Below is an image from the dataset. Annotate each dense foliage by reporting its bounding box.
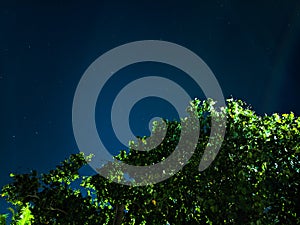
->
[1,98,299,224]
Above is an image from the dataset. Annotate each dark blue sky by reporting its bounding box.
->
[1,0,300,213]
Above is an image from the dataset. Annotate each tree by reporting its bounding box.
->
[1,98,300,224]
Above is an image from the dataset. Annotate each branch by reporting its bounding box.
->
[48,207,68,215]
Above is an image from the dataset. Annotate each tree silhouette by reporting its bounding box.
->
[1,98,299,224]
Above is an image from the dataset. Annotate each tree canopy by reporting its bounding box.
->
[1,98,300,224]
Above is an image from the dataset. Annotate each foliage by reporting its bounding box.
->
[14,203,33,225]
[1,98,300,224]
[0,203,33,225]
[0,214,8,225]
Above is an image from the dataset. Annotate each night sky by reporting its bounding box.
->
[1,0,300,213]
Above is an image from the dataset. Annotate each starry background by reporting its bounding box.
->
[1,0,300,213]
